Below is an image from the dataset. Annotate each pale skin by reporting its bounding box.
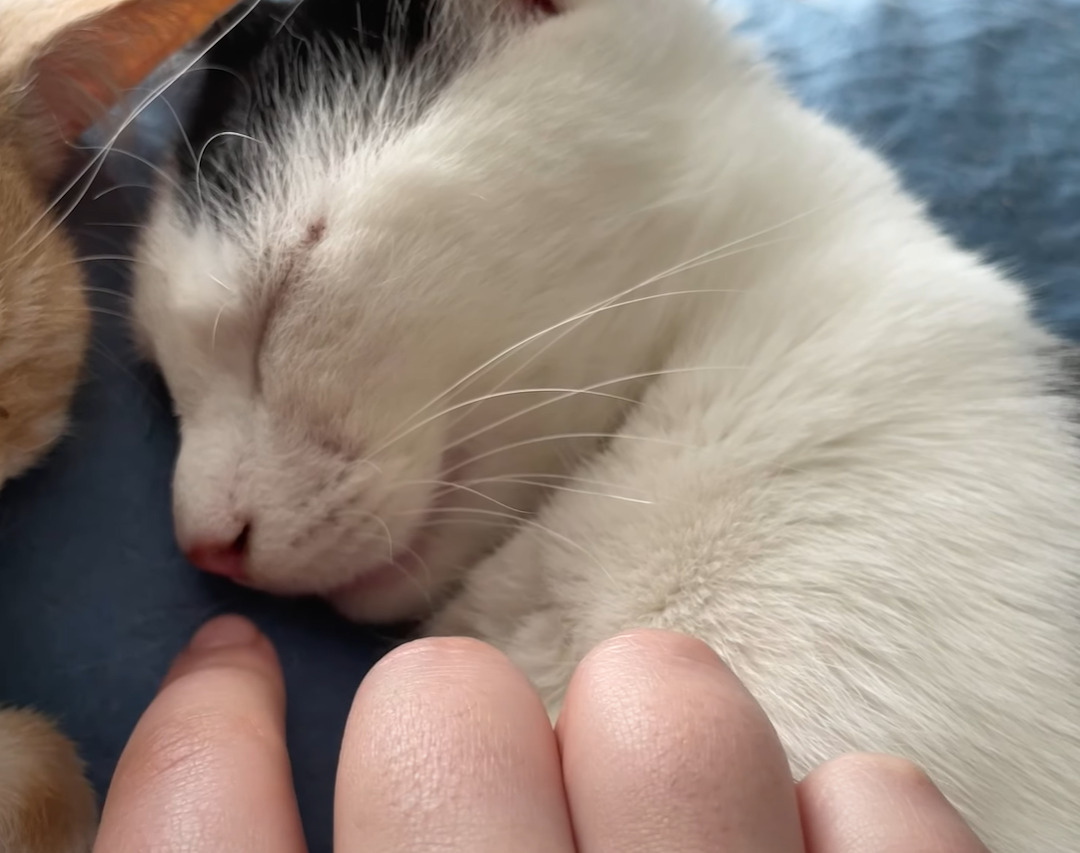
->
[93,618,991,852]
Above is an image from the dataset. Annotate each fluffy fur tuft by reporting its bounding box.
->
[135,1,1080,849]
[0,710,97,853]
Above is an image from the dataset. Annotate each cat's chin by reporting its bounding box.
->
[326,548,438,624]
[328,576,434,624]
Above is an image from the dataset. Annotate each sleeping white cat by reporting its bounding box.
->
[132,0,1080,849]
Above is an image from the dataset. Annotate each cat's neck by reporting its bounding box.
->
[528,73,921,398]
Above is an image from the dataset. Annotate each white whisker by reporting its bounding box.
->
[375,216,811,452]
[210,304,228,354]
[393,478,528,514]
[440,431,702,481]
[393,506,614,583]
[439,361,747,459]
[464,476,656,506]
[14,0,265,256]
[371,297,750,462]
[367,387,645,460]
[196,131,265,213]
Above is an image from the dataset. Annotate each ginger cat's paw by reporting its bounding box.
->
[0,708,96,853]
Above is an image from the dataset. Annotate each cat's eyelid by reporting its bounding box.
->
[250,218,329,391]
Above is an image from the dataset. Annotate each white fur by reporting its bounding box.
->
[134,1,1080,849]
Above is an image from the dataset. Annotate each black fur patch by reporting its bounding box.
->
[174,0,437,221]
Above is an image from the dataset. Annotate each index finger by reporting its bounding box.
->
[93,615,307,853]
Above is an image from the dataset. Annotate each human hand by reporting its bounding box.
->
[93,615,990,852]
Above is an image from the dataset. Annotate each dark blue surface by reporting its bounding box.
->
[2,2,1079,851]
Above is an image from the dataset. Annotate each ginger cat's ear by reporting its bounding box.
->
[12,0,240,181]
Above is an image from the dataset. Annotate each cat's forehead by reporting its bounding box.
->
[173,0,518,225]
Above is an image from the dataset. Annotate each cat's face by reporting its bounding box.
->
[134,0,717,621]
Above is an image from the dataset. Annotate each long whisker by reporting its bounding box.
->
[460,470,660,496]
[392,478,528,514]
[393,506,614,582]
[89,182,158,202]
[378,206,821,448]
[157,90,198,179]
[369,291,747,460]
[14,0,263,253]
[34,253,163,274]
[210,304,228,353]
[394,542,435,602]
[360,509,396,565]
[75,141,186,196]
[439,361,747,460]
[366,387,644,460]
[409,517,519,534]
[466,476,656,506]
[85,306,133,321]
[83,286,136,302]
[441,431,703,482]
[196,131,264,213]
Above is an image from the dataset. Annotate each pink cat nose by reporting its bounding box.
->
[186,526,250,581]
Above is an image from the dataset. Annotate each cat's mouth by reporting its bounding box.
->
[324,449,464,601]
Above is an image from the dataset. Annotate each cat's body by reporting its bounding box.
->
[135,1,1080,850]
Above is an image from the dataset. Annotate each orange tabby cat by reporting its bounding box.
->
[1,1,235,850]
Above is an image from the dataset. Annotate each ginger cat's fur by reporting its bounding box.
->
[0,2,235,850]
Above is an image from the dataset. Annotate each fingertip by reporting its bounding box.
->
[189,614,262,651]
[561,629,752,740]
[97,615,301,853]
[798,753,991,853]
[558,629,803,852]
[373,634,508,668]
[579,628,729,674]
[347,635,540,741]
[362,635,515,689]
[161,615,282,693]
[337,636,574,852]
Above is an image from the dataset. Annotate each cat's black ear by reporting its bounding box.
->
[13,0,237,183]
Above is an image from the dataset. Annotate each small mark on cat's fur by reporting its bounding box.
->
[303,218,327,247]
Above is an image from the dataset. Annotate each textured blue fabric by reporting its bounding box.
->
[725,0,1080,340]
[1,3,1078,852]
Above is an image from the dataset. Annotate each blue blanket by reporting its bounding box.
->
[2,2,1077,850]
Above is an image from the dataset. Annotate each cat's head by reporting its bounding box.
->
[0,0,236,487]
[133,0,731,621]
